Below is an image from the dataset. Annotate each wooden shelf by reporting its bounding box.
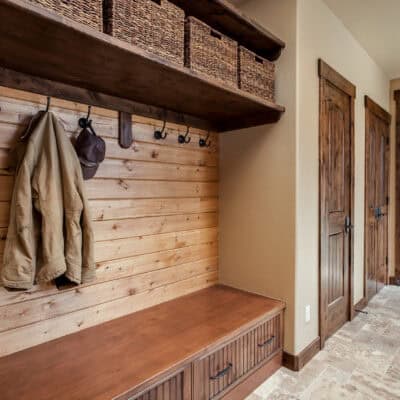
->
[169,0,286,61]
[0,0,285,132]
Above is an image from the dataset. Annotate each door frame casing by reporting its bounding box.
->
[364,96,391,299]
[318,59,356,348]
[394,91,400,284]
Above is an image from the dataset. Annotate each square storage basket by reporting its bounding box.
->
[27,0,103,31]
[185,17,238,88]
[103,0,185,66]
[238,46,275,102]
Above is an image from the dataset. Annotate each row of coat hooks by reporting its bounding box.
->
[45,96,212,148]
[154,119,212,148]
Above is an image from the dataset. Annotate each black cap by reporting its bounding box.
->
[75,126,106,180]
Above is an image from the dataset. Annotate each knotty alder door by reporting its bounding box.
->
[319,60,355,345]
[365,96,391,300]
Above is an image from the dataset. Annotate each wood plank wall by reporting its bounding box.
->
[0,87,219,357]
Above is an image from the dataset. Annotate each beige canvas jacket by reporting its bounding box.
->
[1,112,95,289]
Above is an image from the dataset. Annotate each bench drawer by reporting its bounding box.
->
[193,313,282,400]
[128,366,191,400]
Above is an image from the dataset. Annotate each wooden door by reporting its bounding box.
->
[365,96,391,300]
[319,60,355,346]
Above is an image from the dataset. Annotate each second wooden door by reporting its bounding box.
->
[365,97,391,300]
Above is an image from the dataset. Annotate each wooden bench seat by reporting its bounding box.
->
[0,285,285,400]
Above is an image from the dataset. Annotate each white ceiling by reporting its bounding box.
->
[231,0,400,79]
[323,0,400,79]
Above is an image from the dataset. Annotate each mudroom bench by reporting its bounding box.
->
[0,285,285,400]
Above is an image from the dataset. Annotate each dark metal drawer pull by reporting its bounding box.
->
[210,363,233,380]
[258,335,275,348]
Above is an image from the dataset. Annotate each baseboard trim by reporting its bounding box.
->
[389,276,400,286]
[282,337,321,372]
[354,297,368,313]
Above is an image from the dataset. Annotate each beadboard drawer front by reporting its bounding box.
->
[193,313,282,400]
[127,366,191,400]
[255,314,282,365]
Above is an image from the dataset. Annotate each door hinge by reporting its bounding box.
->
[386,255,389,265]
[387,196,390,205]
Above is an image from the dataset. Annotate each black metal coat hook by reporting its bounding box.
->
[78,106,92,129]
[154,119,168,140]
[178,127,191,144]
[199,132,211,148]
[78,106,98,136]
[45,96,51,112]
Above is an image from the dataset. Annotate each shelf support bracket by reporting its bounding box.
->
[119,111,133,149]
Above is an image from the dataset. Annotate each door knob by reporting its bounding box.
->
[374,207,385,219]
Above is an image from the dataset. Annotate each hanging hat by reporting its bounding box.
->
[74,121,106,180]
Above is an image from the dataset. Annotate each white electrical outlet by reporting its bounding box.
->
[305,305,311,323]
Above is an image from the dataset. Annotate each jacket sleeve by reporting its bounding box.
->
[1,153,37,289]
[51,113,95,284]
[63,191,95,284]
[80,197,96,283]
[33,114,68,284]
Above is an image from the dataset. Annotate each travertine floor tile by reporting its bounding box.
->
[247,286,400,400]
[246,394,263,400]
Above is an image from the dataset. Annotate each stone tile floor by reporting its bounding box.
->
[247,286,400,400]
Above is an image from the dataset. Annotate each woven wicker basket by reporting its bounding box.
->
[238,46,275,102]
[103,0,185,66]
[27,0,102,31]
[185,17,238,88]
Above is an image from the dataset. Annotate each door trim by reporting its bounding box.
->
[394,91,400,284]
[318,59,356,347]
[365,96,391,125]
[364,95,391,300]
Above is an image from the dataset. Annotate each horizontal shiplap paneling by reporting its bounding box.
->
[0,87,219,357]
[0,272,218,357]
[0,258,218,332]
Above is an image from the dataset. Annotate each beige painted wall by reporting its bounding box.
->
[220,0,391,355]
[219,0,297,353]
[295,0,390,353]
[389,79,400,277]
